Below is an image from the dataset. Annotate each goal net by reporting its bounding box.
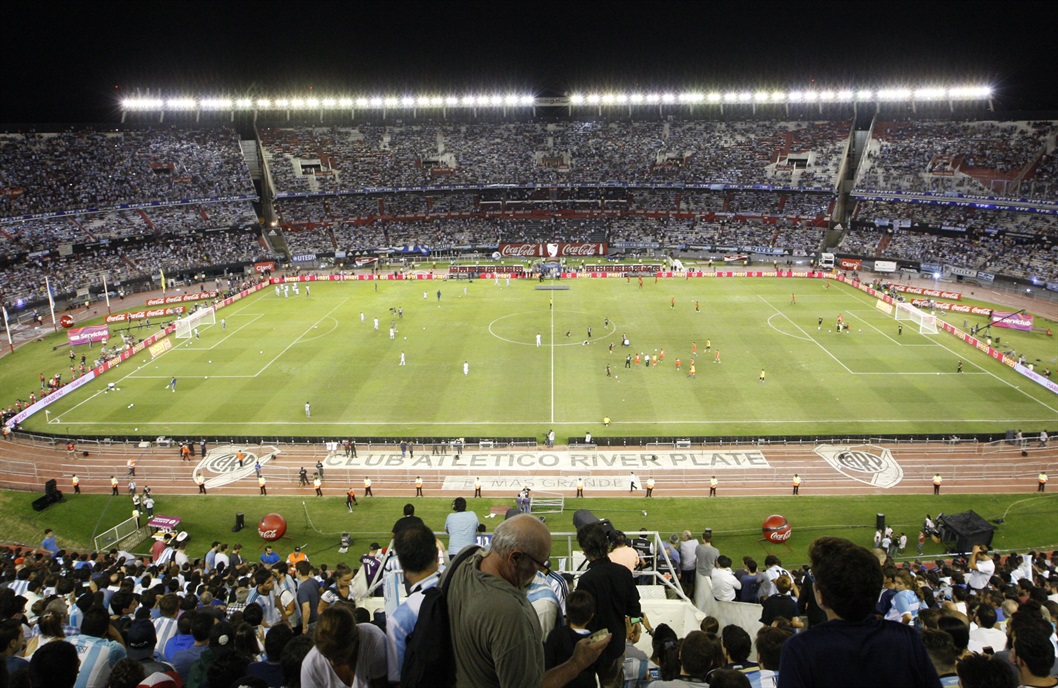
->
[894,301,938,334]
[175,306,216,339]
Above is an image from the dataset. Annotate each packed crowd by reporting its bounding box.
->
[274,190,835,226]
[1,203,258,255]
[0,229,267,307]
[259,120,850,194]
[2,509,1056,688]
[855,119,1058,199]
[842,201,1058,281]
[0,129,255,219]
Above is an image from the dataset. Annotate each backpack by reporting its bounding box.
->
[400,545,481,688]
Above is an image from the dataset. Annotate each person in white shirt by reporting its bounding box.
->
[710,555,742,602]
[967,545,995,590]
[214,544,230,573]
[301,604,387,687]
[968,605,1007,653]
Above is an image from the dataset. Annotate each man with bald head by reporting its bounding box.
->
[446,514,610,687]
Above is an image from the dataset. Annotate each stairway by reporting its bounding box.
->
[240,140,263,180]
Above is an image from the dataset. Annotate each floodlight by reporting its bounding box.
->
[614,94,628,104]
[835,90,854,102]
[167,99,196,109]
[877,89,910,101]
[339,98,353,107]
[235,98,252,109]
[645,94,661,104]
[321,98,336,108]
[370,97,383,107]
[856,90,873,101]
[630,93,644,104]
[754,91,768,102]
[201,98,233,110]
[445,95,459,106]
[802,91,818,102]
[461,95,475,106]
[770,91,785,102]
[519,95,534,106]
[707,92,721,102]
[912,88,945,101]
[356,97,369,107]
[586,94,600,104]
[723,92,737,103]
[818,91,835,101]
[489,94,503,106]
[384,97,399,107]
[570,94,585,105]
[305,98,319,108]
[601,94,615,104]
[661,93,675,104]
[401,96,415,107]
[504,94,519,105]
[275,98,289,108]
[290,98,306,108]
[257,98,272,108]
[737,92,752,102]
[788,91,804,103]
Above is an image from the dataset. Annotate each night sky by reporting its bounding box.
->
[3,0,1056,123]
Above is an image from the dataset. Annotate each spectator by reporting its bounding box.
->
[247,623,293,687]
[955,653,1018,688]
[920,629,960,687]
[543,589,597,688]
[68,606,128,688]
[776,536,939,687]
[446,514,609,687]
[384,522,440,683]
[444,497,480,557]
[650,630,724,686]
[576,522,643,688]
[28,640,80,688]
[711,556,742,602]
[124,618,178,678]
[755,626,793,688]
[300,603,387,688]
[760,574,801,627]
[720,624,758,674]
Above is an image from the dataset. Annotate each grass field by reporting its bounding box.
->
[4,491,1056,568]
[7,276,1057,439]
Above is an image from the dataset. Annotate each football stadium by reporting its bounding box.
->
[1,6,1057,686]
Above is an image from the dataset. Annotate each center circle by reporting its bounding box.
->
[488,310,618,347]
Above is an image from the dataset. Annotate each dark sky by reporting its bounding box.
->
[3,0,1056,123]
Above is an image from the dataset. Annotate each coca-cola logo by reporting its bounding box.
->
[499,244,539,257]
[560,243,605,256]
[767,530,793,542]
[259,528,279,539]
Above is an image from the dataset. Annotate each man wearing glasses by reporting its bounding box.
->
[446,514,610,687]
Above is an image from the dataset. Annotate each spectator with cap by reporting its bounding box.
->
[286,547,308,567]
[125,618,179,678]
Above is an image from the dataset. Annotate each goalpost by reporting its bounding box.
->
[174,306,216,339]
[894,301,939,334]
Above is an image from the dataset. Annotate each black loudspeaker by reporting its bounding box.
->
[572,509,616,541]
[504,507,520,520]
[232,513,245,532]
[45,480,58,497]
[876,513,886,530]
[81,451,89,457]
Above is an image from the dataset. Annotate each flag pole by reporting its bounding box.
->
[2,306,13,354]
[102,274,112,314]
[45,276,58,332]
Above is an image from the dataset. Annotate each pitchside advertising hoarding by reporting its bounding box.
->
[144,291,218,306]
[498,242,607,258]
[104,306,186,323]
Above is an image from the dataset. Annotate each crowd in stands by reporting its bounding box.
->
[855,119,1057,199]
[2,509,1056,688]
[0,229,267,307]
[0,129,255,219]
[1,203,258,256]
[843,201,1058,282]
[259,120,850,195]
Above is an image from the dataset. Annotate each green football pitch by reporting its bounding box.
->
[11,277,1058,439]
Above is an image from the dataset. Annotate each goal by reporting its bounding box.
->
[175,306,216,339]
[894,301,939,334]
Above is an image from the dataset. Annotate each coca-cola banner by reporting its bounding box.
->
[67,325,110,345]
[890,285,962,301]
[991,311,1034,331]
[145,291,218,306]
[498,242,607,258]
[104,306,186,323]
[908,299,994,316]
